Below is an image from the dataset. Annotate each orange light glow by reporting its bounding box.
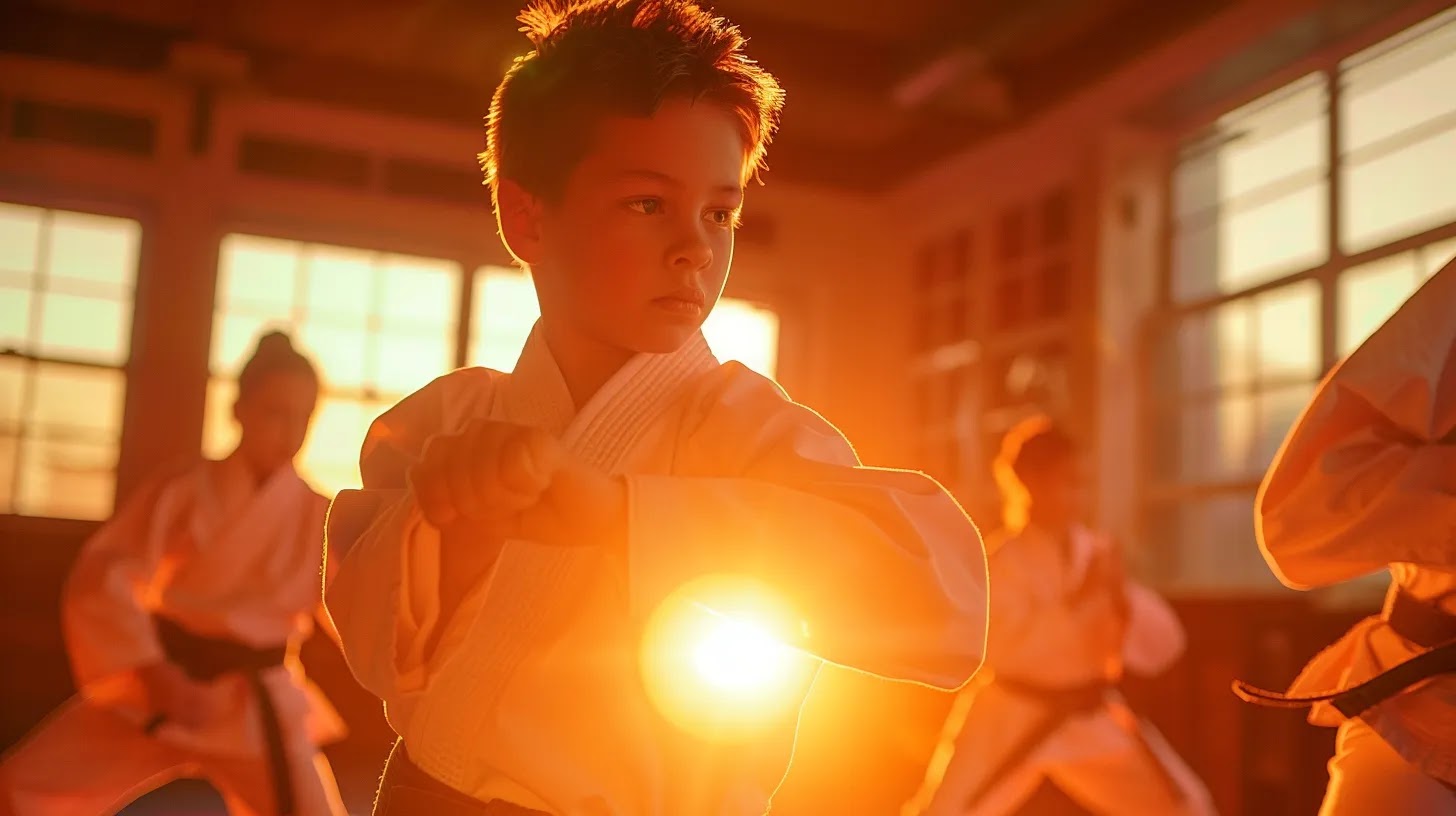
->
[691,613,795,693]
[639,575,817,743]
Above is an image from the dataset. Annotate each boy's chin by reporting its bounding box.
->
[624,324,701,355]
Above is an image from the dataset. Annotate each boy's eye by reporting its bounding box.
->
[626,198,662,215]
[706,209,742,229]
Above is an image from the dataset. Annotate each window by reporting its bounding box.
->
[907,228,977,489]
[469,266,540,372]
[469,266,782,379]
[1151,8,1456,592]
[1172,75,1329,303]
[204,234,461,496]
[0,203,140,519]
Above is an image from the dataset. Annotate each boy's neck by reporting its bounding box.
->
[540,320,637,410]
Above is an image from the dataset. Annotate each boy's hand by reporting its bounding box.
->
[409,419,626,549]
[519,453,628,553]
[409,419,562,537]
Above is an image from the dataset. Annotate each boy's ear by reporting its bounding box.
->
[496,179,545,265]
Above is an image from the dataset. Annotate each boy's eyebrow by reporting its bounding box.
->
[613,169,744,196]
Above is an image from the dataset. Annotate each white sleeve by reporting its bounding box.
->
[1256,265,1456,589]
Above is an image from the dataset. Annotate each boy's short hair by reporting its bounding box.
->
[480,0,785,204]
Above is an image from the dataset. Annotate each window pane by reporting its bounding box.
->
[209,234,463,497]
[1165,301,1252,395]
[31,363,125,436]
[1255,381,1315,468]
[298,395,391,495]
[1179,393,1256,482]
[702,299,780,380]
[36,293,131,364]
[1149,493,1282,591]
[0,202,42,280]
[218,234,299,315]
[470,267,539,372]
[1340,128,1456,254]
[1173,75,1328,301]
[374,330,451,395]
[1218,117,1327,205]
[17,435,116,519]
[381,256,460,328]
[0,355,23,428]
[47,211,140,294]
[202,377,239,461]
[1174,183,1328,301]
[300,323,368,391]
[1340,9,1456,154]
[1338,251,1423,356]
[18,363,124,520]
[1,286,32,350]
[1253,279,1320,382]
[1222,182,1329,292]
[302,245,374,323]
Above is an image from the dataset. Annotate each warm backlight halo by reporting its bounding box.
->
[639,574,819,743]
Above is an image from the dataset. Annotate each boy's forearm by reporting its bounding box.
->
[625,473,988,688]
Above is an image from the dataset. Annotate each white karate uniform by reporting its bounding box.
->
[0,456,347,816]
[324,328,989,816]
[905,524,1216,816]
[1256,263,1456,814]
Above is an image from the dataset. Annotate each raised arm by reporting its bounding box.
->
[1256,265,1456,589]
[626,365,989,690]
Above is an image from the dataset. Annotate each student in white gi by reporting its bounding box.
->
[903,417,1216,816]
[1249,262,1456,815]
[0,331,347,816]
[321,2,990,815]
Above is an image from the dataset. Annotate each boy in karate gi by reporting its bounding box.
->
[1238,262,1456,814]
[0,332,348,816]
[903,417,1215,816]
[322,1,989,814]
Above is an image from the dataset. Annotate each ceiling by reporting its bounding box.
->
[3,0,1233,191]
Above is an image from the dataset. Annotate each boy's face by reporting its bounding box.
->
[504,97,748,355]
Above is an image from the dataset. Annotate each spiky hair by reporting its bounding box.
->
[480,0,785,203]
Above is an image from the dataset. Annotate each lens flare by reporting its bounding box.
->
[639,575,818,743]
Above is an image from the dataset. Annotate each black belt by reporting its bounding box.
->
[1233,587,1456,718]
[144,617,297,816]
[374,740,552,816]
[963,676,1186,809]
[961,677,1111,808]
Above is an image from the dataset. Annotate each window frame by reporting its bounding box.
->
[0,190,151,520]
[203,227,471,496]
[1142,7,1456,593]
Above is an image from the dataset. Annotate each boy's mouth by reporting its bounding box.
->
[652,288,705,318]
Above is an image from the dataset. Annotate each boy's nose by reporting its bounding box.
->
[670,226,713,271]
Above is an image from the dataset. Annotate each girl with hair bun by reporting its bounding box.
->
[0,330,348,816]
